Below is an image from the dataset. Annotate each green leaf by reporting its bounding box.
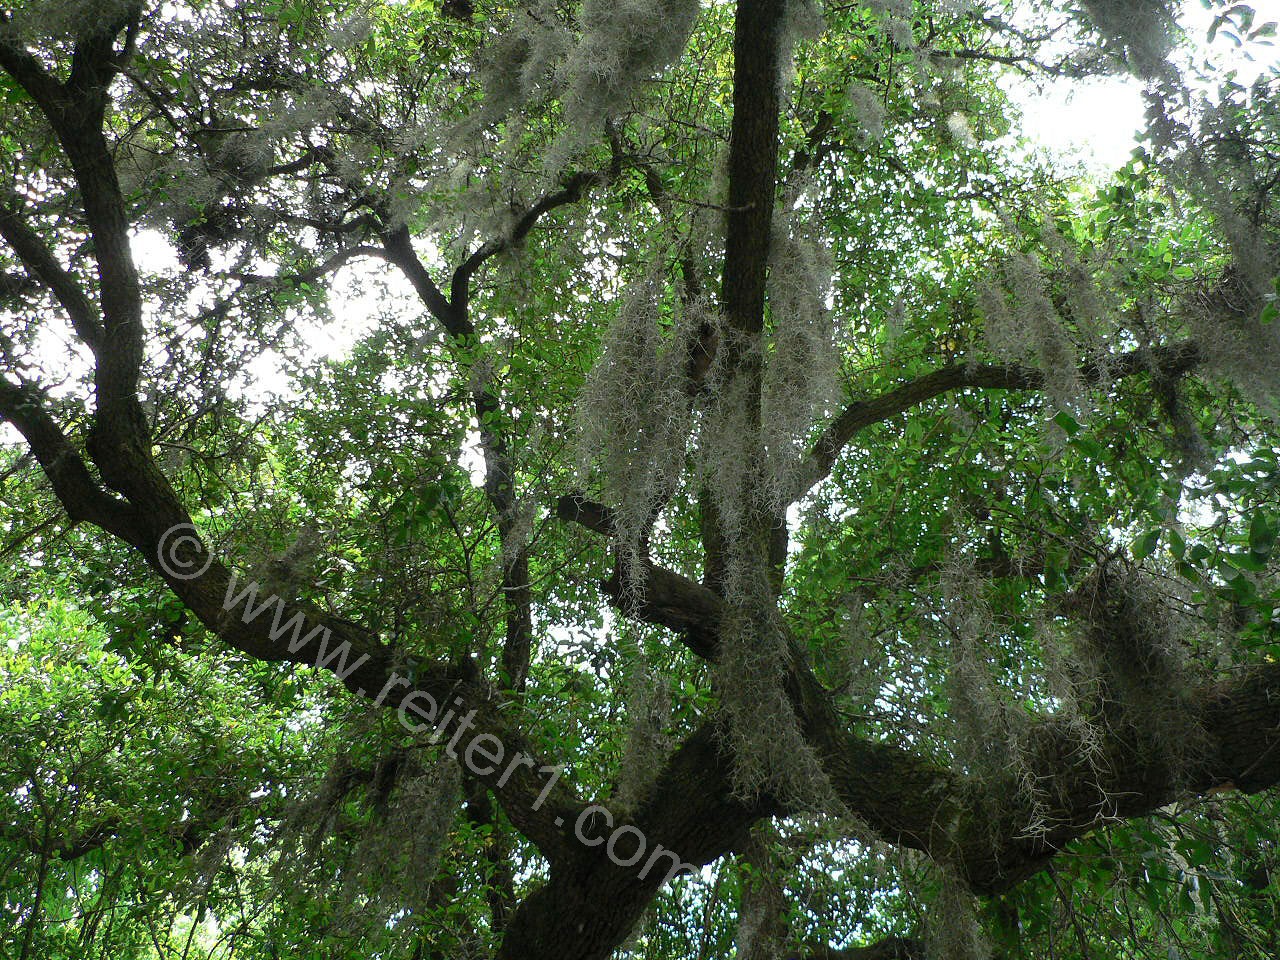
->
[1053,411,1081,436]
[1249,512,1276,556]
[1133,528,1161,560]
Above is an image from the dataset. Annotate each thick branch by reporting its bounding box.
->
[60,43,147,438]
[556,501,1280,896]
[721,0,786,339]
[0,378,138,539]
[381,226,464,335]
[805,340,1203,493]
[0,198,104,348]
[156,541,578,857]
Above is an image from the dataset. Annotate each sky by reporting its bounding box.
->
[1004,0,1280,173]
[1005,76,1146,172]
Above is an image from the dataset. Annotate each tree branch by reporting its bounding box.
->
[555,499,1280,895]
[0,197,105,349]
[0,16,67,118]
[381,226,464,335]
[0,14,155,486]
[804,340,1203,494]
[0,377,138,539]
[380,224,535,688]
[450,166,616,315]
[721,0,786,341]
[148,538,579,859]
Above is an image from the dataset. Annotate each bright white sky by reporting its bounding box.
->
[1005,76,1146,172]
[1005,0,1280,173]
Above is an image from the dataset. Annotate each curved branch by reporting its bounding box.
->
[380,225,535,688]
[450,166,616,315]
[382,226,463,334]
[0,378,138,539]
[0,197,105,348]
[554,500,1280,896]
[804,339,1203,494]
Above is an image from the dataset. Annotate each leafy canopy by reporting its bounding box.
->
[0,0,1279,958]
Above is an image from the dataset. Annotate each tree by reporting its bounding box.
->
[0,0,1278,956]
